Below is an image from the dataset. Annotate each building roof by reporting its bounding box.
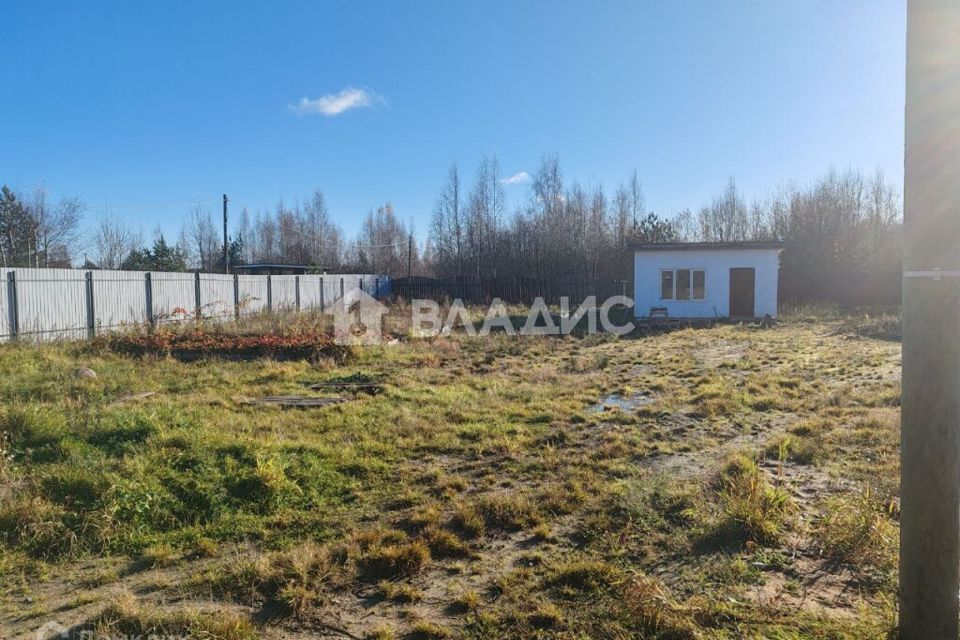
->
[633,241,785,252]
[233,263,311,271]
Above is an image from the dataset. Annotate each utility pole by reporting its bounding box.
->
[900,1,960,638]
[223,194,229,274]
[407,233,413,278]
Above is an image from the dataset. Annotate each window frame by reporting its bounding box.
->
[691,269,706,300]
[659,269,675,300]
[658,268,707,301]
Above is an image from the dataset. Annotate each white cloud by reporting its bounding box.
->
[289,87,383,117]
[500,171,531,185]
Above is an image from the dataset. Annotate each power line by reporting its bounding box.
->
[94,199,221,212]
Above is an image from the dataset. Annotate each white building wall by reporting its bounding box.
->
[633,248,781,318]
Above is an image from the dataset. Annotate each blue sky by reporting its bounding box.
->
[0,1,905,243]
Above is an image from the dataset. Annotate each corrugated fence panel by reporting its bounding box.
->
[299,275,322,309]
[151,272,196,323]
[93,270,149,330]
[343,274,361,294]
[271,276,298,310]
[321,276,340,308]
[15,268,88,340]
[237,275,268,316]
[199,274,235,320]
[0,269,386,341]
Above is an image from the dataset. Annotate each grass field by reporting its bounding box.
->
[0,308,902,639]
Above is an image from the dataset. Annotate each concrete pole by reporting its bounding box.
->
[223,194,229,275]
[900,1,960,637]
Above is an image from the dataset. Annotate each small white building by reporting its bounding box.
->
[633,241,784,319]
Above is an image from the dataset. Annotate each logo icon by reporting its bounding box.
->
[326,288,388,345]
[36,621,69,640]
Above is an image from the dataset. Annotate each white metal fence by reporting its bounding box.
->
[0,268,389,342]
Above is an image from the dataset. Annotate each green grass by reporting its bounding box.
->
[0,310,903,639]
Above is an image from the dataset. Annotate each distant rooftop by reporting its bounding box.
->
[633,241,785,251]
[232,263,312,275]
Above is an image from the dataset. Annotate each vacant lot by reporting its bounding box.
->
[0,311,901,639]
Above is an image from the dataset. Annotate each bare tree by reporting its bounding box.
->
[628,170,645,228]
[94,214,142,269]
[612,184,631,251]
[698,177,748,242]
[25,187,83,267]
[429,163,464,276]
[183,204,220,271]
[465,155,506,277]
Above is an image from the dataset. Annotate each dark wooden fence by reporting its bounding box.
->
[389,275,629,305]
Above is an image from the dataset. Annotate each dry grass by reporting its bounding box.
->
[0,309,903,639]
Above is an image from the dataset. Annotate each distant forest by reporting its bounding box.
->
[0,155,902,304]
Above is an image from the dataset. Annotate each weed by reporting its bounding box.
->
[450,502,485,539]
[407,620,453,639]
[527,601,564,629]
[817,488,898,575]
[356,540,430,582]
[709,453,793,547]
[450,589,481,613]
[379,580,422,603]
[141,542,176,567]
[547,559,619,594]
[476,493,543,531]
[421,526,470,559]
[622,574,697,639]
[93,592,256,640]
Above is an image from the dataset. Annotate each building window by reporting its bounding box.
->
[660,270,674,299]
[692,270,705,299]
[660,269,706,300]
[676,269,691,300]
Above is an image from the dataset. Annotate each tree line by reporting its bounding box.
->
[0,156,902,304]
[427,156,902,304]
